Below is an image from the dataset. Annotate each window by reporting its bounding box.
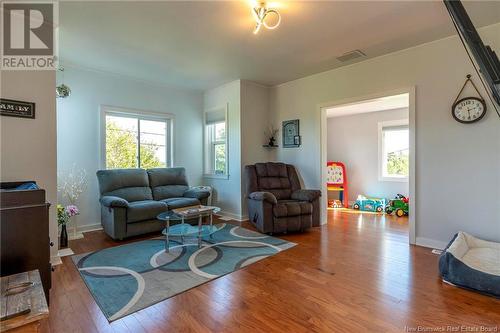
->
[378,120,409,181]
[102,107,172,169]
[204,106,228,178]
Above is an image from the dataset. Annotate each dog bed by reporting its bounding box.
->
[439,232,500,298]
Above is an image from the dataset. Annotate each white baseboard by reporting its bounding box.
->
[51,255,62,266]
[72,223,103,234]
[217,211,248,222]
[68,232,84,241]
[416,237,448,250]
[63,223,103,240]
[58,248,74,257]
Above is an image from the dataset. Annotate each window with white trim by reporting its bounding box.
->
[378,120,409,181]
[204,106,228,177]
[102,108,172,169]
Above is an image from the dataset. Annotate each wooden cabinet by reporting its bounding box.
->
[0,182,52,302]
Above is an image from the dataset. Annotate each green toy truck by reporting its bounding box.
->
[385,194,409,217]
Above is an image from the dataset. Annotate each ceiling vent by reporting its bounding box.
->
[336,50,366,62]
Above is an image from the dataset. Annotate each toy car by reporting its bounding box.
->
[352,195,386,212]
[385,194,409,217]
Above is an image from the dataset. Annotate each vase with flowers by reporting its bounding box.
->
[57,204,79,248]
[58,165,87,240]
[265,125,279,147]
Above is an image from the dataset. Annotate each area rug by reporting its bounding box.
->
[72,223,295,321]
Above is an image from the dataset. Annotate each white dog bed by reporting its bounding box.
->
[439,232,500,298]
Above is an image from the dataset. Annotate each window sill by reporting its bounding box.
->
[379,176,409,183]
[203,174,229,180]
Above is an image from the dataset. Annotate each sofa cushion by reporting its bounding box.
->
[127,200,167,223]
[273,200,312,218]
[147,168,189,200]
[97,169,153,202]
[152,185,190,201]
[162,197,200,210]
[105,187,153,203]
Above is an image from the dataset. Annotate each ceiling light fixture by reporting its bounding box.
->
[252,2,281,34]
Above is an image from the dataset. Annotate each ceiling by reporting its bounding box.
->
[326,93,409,118]
[59,1,500,91]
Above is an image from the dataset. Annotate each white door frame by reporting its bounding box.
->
[318,87,416,244]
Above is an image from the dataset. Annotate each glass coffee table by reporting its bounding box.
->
[157,205,221,252]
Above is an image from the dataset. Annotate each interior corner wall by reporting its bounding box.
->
[240,81,272,218]
[0,70,58,262]
[327,108,409,203]
[57,66,204,231]
[203,80,242,219]
[203,80,271,220]
[270,23,500,248]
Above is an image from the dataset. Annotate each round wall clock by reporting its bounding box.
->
[452,97,486,124]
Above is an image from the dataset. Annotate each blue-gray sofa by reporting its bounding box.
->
[96,167,210,240]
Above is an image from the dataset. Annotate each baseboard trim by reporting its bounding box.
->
[415,237,448,250]
[217,211,248,222]
[72,223,103,234]
[51,255,62,266]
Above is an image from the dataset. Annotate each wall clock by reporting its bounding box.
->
[452,97,486,123]
[452,74,487,124]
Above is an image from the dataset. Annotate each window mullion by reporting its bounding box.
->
[213,145,216,172]
[137,117,141,168]
[165,119,170,167]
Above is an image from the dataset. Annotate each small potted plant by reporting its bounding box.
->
[57,204,79,248]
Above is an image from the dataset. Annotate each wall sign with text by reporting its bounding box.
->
[0,98,36,119]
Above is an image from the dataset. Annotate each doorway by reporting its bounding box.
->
[319,88,416,244]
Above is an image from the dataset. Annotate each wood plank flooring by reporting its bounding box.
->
[44,210,500,332]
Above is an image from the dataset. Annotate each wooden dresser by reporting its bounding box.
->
[0,270,49,333]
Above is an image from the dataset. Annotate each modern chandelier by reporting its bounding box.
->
[252,2,281,34]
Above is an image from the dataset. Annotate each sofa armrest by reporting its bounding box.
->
[248,191,277,205]
[291,189,321,202]
[100,196,129,208]
[183,188,211,200]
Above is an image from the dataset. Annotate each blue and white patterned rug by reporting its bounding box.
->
[72,223,295,321]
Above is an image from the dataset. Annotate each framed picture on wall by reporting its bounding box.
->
[282,119,300,148]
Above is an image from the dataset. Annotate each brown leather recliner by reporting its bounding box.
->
[245,162,321,234]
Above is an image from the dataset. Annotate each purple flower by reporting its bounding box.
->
[65,205,79,217]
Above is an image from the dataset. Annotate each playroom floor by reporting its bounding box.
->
[44,210,499,332]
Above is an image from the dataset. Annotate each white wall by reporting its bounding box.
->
[327,108,409,203]
[203,80,242,218]
[1,70,58,261]
[57,66,204,231]
[240,80,272,217]
[270,23,500,248]
[203,80,272,219]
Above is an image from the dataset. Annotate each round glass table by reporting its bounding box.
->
[157,206,221,252]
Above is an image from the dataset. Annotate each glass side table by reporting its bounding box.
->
[157,206,221,252]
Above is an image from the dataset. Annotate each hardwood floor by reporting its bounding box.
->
[45,210,500,332]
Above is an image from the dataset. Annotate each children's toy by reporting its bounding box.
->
[385,194,409,217]
[329,199,343,208]
[327,161,348,208]
[352,195,386,212]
